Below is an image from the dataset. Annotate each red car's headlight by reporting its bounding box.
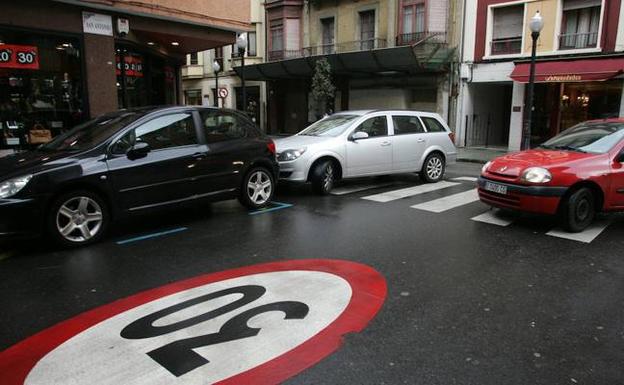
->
[521,167,552,183]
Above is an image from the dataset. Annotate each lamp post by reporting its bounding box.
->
[522,11,544,150]
[212,60,221,107]
[236,33,247,114]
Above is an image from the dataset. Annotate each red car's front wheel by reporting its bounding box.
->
[561,187,595,233]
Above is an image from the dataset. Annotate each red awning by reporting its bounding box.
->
[510,57,624,83]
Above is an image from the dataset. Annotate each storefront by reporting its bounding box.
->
[0,0,243,151]
[511,56,624,146]
[0,27,86,149]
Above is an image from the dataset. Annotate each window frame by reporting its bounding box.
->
[198,108,254,144]
[420,115,447,133]
[348,114,390,139]
[391,114,426,136]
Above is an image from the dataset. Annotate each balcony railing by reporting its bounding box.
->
[490,37,522,55]
[559,32,598,50]
[397,31,447,46]
[267,39,387,62]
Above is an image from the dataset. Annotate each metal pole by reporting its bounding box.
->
[523,31,539,150]
[240,49,246,113]
[214,70,219,107]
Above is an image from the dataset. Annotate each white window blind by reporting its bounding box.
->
[285,19,301,50]
[492,5,524,39]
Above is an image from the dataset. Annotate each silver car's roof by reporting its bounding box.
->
[333,109,442,117]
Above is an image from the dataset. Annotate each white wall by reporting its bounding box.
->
[471,62,516,83]
[508,82,525,151]
[349,88,410,109]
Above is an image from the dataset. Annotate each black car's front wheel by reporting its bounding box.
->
[239,167,275,209]
[561,187,595,233]
[48,190,109,247]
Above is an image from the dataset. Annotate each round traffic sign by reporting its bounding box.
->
[218,87,228,98]
[0,259,386,385]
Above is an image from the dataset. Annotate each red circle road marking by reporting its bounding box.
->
[0,259,387,385]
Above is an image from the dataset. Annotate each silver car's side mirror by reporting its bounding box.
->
[351,131,369,141]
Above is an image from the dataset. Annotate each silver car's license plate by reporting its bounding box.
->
[485,181,507,195]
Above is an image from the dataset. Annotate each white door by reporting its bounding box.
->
[345,115,393,176]
[390,114,427,171]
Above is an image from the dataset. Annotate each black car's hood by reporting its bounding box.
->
[0,150,80,181]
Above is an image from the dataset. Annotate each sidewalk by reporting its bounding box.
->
[457,146,509,164]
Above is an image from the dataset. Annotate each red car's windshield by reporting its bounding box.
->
[541,121,624,154]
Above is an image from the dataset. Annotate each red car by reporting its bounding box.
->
[478,119,624,232]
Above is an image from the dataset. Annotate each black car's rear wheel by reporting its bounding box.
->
[48,190,109,247]
[239,167,274,209]
[561,187,595,233]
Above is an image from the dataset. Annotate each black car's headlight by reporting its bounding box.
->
[277,148,306,162]
[0,174,33,199]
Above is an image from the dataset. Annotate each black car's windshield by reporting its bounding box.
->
[540,121,624,154]
[40,112,144,152]
[299,115,358,137]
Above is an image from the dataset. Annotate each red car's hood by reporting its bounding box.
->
[487,149,595,177]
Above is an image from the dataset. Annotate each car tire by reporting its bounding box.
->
[420,152,445,183]
[561,187,595,233]
[310,160,336,195]
[47,190,109,247]
[239,167,275,209]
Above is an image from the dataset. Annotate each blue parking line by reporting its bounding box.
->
[249,201,293,215]
[116,227,188,245]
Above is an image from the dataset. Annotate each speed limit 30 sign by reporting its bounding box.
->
[0,259,386,384]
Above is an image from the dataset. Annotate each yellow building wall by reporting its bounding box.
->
[524,0,558,53]
[309,0,389,47]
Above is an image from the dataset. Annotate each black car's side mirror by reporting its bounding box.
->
[127,142,151,159]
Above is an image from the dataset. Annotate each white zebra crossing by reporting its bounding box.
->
[450,177,478,182]
[471,210,515,226]
[546,218,613,243]
[411,189,480,213]
[361,181,459,202]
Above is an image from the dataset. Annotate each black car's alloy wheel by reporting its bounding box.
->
[48,190,109,247]
[240,167,274,209]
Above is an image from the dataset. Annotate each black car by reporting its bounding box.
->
[0,106,278,247]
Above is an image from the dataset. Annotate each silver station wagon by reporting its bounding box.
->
[275,110,458,194]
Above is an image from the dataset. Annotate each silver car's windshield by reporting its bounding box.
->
[299,115,358,137]
[541,122,624,154]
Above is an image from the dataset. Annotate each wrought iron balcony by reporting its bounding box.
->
[559,32,598,50]
[267,39,387,62]
[490,37,522,55]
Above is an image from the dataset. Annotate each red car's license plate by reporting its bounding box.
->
[485,181,507,195]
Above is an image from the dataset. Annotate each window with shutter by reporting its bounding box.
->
[490,5,524,55]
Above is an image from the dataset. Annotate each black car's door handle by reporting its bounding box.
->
[192,152,207,160]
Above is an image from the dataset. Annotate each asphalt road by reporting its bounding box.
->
[1,162,623,385]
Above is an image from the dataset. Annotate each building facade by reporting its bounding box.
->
[235,0,460,134]
[181,0,267,130]
[0,0,248,151]
[457,0,624,151]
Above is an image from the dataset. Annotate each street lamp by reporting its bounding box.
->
[212,59,221,107]
[236,33,247,114]
[522,10,544,150]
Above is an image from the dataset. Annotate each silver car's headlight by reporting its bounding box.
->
[481,161,492,174]
[521,167,552,183]
[278,148,306,162]
[0,174,33,199]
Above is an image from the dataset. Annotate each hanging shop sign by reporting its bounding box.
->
[83,12,113,36]
[0,44,39,70]
[116,55,144,78]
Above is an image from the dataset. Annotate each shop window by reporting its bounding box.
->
[359,10,376,50]
[0,29,85,150]
[392,116,425,135]
[560,0,601,50]
[321,18,335,54]
[398,1,426,45]
[185,89,202,105]
[200,109,249,143]
[490,5,524,55]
